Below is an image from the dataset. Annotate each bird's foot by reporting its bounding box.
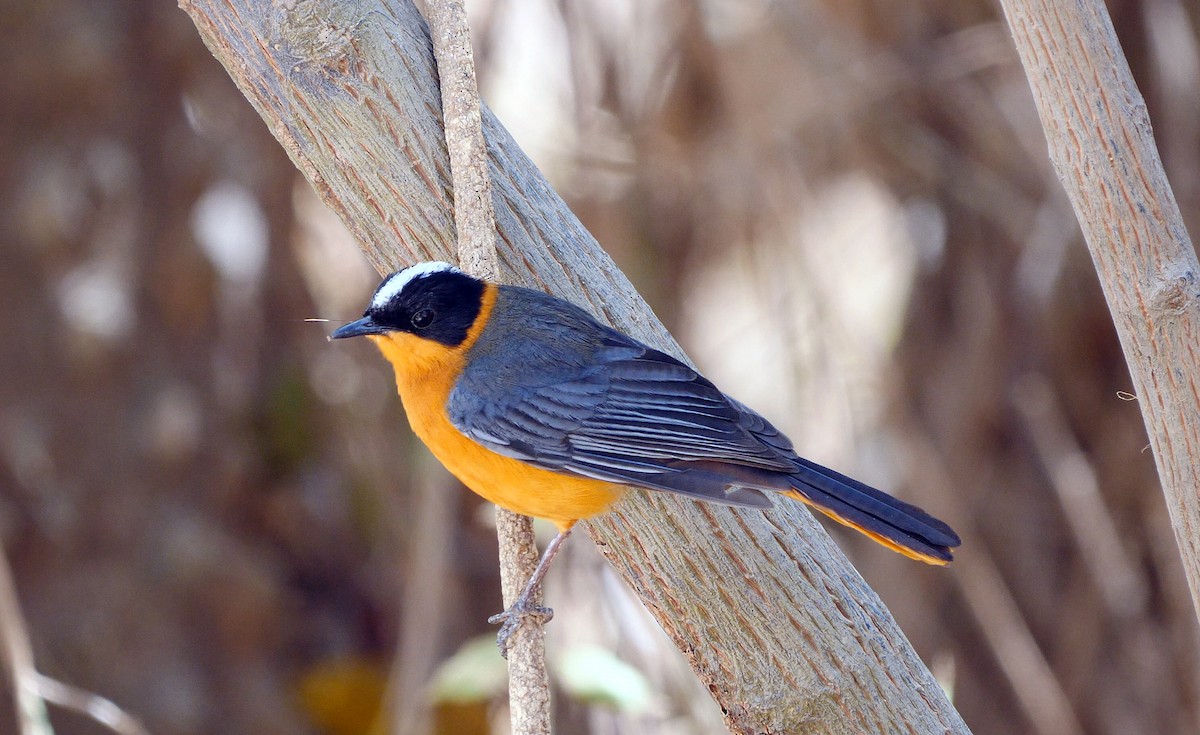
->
[488,599,554,658]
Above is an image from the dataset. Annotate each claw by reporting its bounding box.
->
[489,602,554,657]
[488,524,575,658]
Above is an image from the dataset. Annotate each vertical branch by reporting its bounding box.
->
[425,0,499,279]
[491,510,552,733]
[424,1,552,733]
[999,0,1200,620]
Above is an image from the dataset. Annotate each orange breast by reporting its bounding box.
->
[368,284,625,530]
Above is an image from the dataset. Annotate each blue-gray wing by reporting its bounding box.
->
[443,287,961,565]
[447,308,797,508]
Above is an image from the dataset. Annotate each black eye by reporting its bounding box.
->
[411,307,435,329]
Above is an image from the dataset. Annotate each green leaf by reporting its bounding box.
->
[555,645,653,714]
[429,636,508,705]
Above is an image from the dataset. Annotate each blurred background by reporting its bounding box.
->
[1,0,1198,733]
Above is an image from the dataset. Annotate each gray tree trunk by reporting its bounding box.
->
[1000,0,1200,623]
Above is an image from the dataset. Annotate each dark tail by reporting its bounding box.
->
[783,458,961,565]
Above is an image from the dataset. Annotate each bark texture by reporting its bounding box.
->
[1000,0,1200,619]
[179,0,969,731]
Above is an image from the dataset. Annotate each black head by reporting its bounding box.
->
[331,262,486,348]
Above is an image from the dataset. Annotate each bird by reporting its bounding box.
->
[331,261,960,653]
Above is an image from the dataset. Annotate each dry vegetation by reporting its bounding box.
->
[1,0,1198,733]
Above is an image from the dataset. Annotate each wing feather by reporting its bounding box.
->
[448,300,797,506]
[440,287,960,564]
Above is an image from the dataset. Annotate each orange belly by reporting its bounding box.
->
[401,377,625,529]
[368,286,625,530]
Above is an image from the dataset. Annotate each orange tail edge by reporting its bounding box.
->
[781,489,952,566]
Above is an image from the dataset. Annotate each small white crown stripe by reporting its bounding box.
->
[370,261,461,308]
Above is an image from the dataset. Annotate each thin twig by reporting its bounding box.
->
[423,1,553,733]
[492,509,552,733]
[32,675,150,735]
[0,545,53,735]
[0,544,150,735]
[426,0,500,281]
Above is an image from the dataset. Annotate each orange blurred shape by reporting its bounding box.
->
[297,658,387,735]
